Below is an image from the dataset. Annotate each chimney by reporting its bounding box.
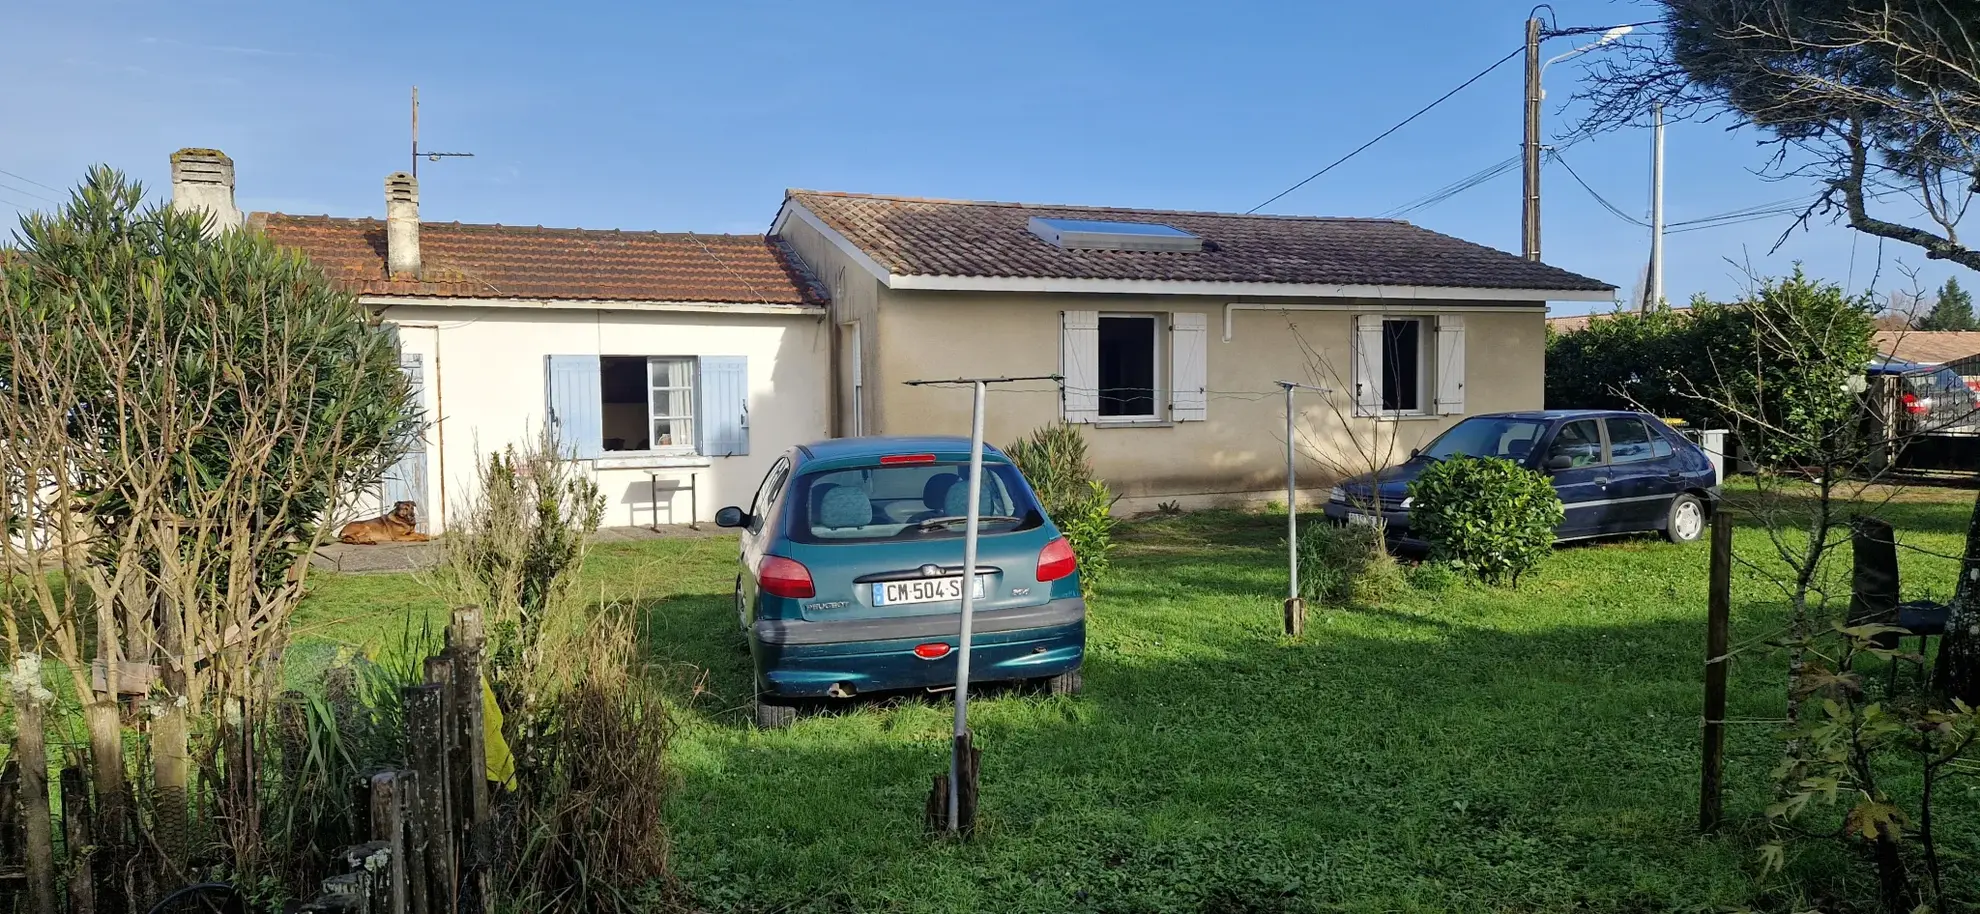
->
[385,172,420,278]
[169,148,242,236]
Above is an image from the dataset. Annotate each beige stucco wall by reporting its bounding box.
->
[373,302,829,531]
[776,213,883,435]
[867,290,1545,510]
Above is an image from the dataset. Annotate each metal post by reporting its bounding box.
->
[648,472,660,531]
[1648,103,1665,312]
[1522,17,1543,262]
[1286,382,1297,603]
[690,471,700,530]
[948,379,987,832]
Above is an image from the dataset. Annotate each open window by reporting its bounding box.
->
[544,354,750,459]
[1098,315,1160,419]
[1352,314,1465,417]
[601,356,696,452]
[1061,310,1207,424]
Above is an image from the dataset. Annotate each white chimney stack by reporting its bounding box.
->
[169,148,242,236]
[385,172,420,278]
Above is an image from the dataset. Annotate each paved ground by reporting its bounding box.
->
[309,524,724,575]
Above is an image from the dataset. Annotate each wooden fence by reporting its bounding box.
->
[0,607,495,914]
[292,608,493,914]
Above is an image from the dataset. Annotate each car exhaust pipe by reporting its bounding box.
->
[827,682,857,699]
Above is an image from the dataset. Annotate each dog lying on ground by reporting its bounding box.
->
[337,501,431,544]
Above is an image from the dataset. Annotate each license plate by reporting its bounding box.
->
[1345,512,1381,528]
[873,576,989,606]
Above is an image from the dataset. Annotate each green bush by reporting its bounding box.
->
[1406,457,1563,586]
[1005,422,1116,595]
[1296,521,1404,608]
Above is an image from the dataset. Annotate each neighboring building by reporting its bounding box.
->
[168,150,830,532]
[1874,330,1980,389]
[1547,303,1691,334]
[774,191,1615,511]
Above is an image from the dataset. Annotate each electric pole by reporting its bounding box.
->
[1647,103,1665,312]
[1522,17,1543,262]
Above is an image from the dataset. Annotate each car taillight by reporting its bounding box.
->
[1903,392,1929,415]
[1037,536,1077,582]
[758,556,814,598]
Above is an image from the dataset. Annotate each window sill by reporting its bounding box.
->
[1094,419,1173,429]
[592,453,711,470]
[1362,412,1445,422]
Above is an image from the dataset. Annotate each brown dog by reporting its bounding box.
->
[338,501,431,545]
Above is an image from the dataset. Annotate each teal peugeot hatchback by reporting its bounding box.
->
[715,436,1086,728]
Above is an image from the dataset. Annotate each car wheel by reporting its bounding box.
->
[754,697,797,729]
[1666,494,1707,544]
[1045,669,1083,697]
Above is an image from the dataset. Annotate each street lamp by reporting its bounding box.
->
[1540,25,1633,97]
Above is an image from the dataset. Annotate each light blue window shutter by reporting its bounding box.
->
[698,356,750,456]
[544,354,603,459]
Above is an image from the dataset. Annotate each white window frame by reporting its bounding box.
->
[1378,316,1432,419]
[1097,312,1165,424]
[645,356,697,454]
[599,355,700,456]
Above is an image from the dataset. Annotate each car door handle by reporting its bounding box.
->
[1594,477,1611,487]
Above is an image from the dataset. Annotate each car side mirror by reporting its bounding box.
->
[1544,455,1573,472]
[715,506,748,528]
[1409,448,1420,459]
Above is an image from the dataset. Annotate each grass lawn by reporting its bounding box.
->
[297,486,1980,913]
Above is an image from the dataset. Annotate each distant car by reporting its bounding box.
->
[1868,356,1980,437]
[1322,410,1720,549]
[716,436,1085,728]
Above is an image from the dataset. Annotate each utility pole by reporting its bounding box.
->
[1647,103,1666,312]
[1523,17,1544,262]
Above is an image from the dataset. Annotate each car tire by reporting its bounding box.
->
[1045,669,1083,697]
[754,697,797,729]
[1666,494,1707,544]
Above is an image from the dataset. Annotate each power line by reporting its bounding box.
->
[1248,45,1525,214]
[0,168,61,194]
[0,194,30,210]
[1551,149,1647,227]
[0,181,57,206]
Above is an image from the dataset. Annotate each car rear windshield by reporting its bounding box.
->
[785,462,1045,544]
[1420,416,1550,462]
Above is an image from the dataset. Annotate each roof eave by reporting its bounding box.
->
[882,273,1616,302]
[358,294,825,316]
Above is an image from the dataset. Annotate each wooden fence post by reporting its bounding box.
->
[370,773,409,914]
[14,692,57,914]
[449,608,491,911]
[1700,508,1733,834]
[61,766,94,914]
[405,684,452,914]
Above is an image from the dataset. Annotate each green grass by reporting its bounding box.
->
[298,486,1980,913]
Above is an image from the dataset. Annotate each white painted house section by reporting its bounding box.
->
[375,303,829,531]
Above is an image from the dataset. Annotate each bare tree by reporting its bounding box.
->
[1578,0,1980,269]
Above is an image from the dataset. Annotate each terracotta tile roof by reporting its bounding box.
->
[1548,304,1692,332]
[251,214,827,306]
[1874,330,1980,366]
[786,190,1614,294]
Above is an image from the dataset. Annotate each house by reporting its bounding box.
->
[1547,303,1690,333]
[1874,330,1980,390]
[773,191,1616,511]
[167,149,830,532]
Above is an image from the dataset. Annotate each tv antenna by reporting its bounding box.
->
[411,86,474,179]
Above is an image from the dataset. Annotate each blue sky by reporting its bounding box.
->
[1,0,1964,314]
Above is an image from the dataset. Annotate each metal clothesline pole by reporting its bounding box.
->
[1276,380,1331,637]
[902,373,1060,836]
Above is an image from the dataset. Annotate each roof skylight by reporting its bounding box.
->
[1028,216,1204,253]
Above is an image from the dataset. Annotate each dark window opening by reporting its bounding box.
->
[1098,316,1157,418]
[1381,318,1422,412]
[600,355,696,452]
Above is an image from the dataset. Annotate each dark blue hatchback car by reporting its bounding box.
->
[716,436,1086,728]
[1322,410,1719,548]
